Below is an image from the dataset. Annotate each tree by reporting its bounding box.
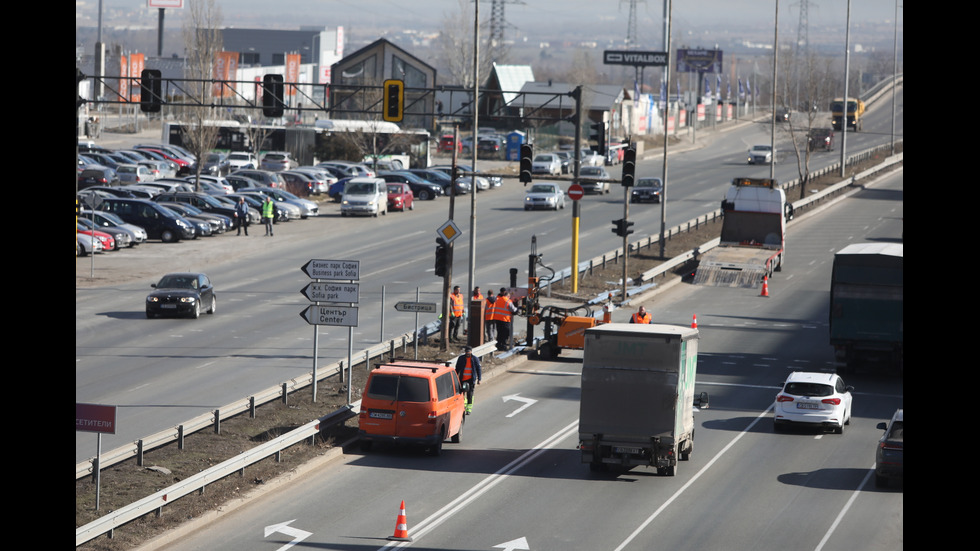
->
[434,0,496,89]
[180,0,224,191]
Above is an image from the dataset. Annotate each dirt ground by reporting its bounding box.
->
[75,151,900,550]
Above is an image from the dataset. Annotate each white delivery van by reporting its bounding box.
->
[341,177,388,217]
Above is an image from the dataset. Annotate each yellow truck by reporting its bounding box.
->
[830,97,865,131]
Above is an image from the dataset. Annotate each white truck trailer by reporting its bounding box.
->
[578,324,707,476]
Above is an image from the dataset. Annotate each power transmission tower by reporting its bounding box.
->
[487,0,525,60]
[624,0,639,49]
[794,0,812,109]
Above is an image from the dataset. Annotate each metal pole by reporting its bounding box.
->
[466,0,480,306]
[839,0,851,177]
[659,0,672,259]
[770,0,779,180]
[414,287,420,360]
[571,86,583,294]
[379,285,385,343]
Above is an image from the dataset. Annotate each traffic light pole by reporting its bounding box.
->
[620,186,631,304]
[571,86,583,295]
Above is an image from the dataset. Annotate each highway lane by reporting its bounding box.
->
[75,89,902,463]
[163,168,902,550]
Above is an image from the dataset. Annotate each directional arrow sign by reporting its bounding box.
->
[301,282,359,303]
[264,520,312,551]
[301,259,359,280]
[502,394,537,418]
[394,301,437,313]
[494,537,530,551]
[300,305,358,327]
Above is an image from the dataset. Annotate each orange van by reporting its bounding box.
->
[358,361,466,455]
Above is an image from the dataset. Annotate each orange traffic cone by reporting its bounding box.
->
[388,500,413,542]
[760,276,770,297]
[691,314,698,329]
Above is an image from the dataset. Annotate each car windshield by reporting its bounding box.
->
[99,212,125,225]
[752,145,772,152]
[157,274,197,289]
[366,374,431,402]
[265,154,286,161]
[637,179,662,189]
[529,185,555,193]
[784,382,833,397]
[533,155,552,162]
[581,168,602,176]
[387,185,403,194]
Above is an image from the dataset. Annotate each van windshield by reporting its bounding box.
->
[347,182,375,195]
[366,374,431,402]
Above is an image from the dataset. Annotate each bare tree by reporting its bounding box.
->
[180,0,224,191]
[435,0,495,88]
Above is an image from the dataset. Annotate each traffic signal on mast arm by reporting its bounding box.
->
[434,237,450,278]
[590,121,607,156]
[519,143,533,184]
[612,218,635,238]
[140,69,163,113]
[262,74,285,117]
[383,79,404,122]
[621,144,636,187]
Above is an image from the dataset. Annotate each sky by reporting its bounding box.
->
[78,0,902,32]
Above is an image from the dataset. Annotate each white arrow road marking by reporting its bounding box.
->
[494,536,530,551]
[502,394,537,418]
[264,519,312,551]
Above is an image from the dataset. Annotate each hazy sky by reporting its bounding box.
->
[79,0,902,32]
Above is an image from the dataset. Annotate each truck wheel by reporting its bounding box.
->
[775,254,783,272]
[451,416,463,443]
[657,465,676,476]
[429,429,445,456]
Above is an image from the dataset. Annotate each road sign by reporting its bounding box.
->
[76,403,117,434]
[568,184,584,201]
[301,282,359,303]
[394,301,437,313]
[301,259,360,280]
[300,305,358,327]
[437,220,462,245]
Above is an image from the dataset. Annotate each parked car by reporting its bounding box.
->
[226,151,258,170]
[532,153,562,176]
[747,144,775,164]
[439,134,463,153]
[279,170,319,196]
[579,166,611,194]
[115,164,156,184]
[235,191,297,221]
[428,165,491,191]
[292,167,336,195]
[341,177,388,217]
[630,177,663,203]
[524,183,566,211]
[79,209,147,245]
[554,151,572,174]
[79,217,132,248]
[408,169,469,195]
[78,166,120,189]
[152,191,241,229]
[387,183,415,212]
[99,198,197,242]
[357,360,466,455]
[238,187,318,218]
[317,160,375,178]
[230,169,285,189]
[378,172,443,201]
[477,137,503,159]
[158,202,229,235]
[874,409,903,488]
[202,152,232,176]
[260,152,295,171]
[145,272,216,319]
[76,223,117,251]
[773,371,853,433]
[774,107,791,122]
[76,232,104,256]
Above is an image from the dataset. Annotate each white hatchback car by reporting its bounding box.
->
[773,372,853,433]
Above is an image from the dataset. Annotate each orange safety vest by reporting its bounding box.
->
[631,312,652,324]
[450,292,464,317]
[489,295,513,322]
[461,357,474,381]
[485,296,495,320]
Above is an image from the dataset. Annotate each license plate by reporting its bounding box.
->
[614,446,642,454]
[369,411,393,419]
[797,402,820,410]
[161,304,177,309]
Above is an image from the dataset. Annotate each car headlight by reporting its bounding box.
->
[179,297,197,303]
[147,296,159,303]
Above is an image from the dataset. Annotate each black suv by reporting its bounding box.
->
[152,191,240,229]
[99,198,197,242]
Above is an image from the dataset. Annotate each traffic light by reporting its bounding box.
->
[76,68,86,109]
[612,218,635,237]
[519,143,533,184]
[590,122,607,156]
[140,69,163,113]
[383,79,404,122]
[621,144,636,187]
[434,237,450,277]
[262,74,285,117]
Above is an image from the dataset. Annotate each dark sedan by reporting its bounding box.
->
[630,177,663,203]
[146,273,216,319]
[378,171,443,200]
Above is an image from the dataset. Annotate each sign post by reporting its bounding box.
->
[76,403,117,511]
[568,184,585,294]
[301,259,360,403]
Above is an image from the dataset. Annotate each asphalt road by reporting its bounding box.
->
[159,168,903,551]
[76,88,903,465]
